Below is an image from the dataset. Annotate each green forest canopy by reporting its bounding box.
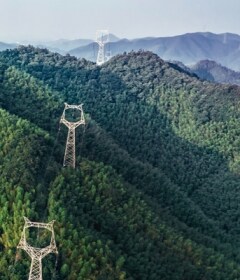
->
[0,47,240,279]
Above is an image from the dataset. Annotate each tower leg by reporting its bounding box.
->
[29,257,42,280]
[63,128,76,168]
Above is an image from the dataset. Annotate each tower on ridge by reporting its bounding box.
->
[96,30,109,65]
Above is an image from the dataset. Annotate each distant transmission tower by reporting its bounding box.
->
[17,217,58,280]
[96,30,109,65]
[60,102,85,168]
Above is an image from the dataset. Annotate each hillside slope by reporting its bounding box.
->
[1,47,240,279]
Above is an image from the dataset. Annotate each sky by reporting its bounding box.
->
[0,0,239,42]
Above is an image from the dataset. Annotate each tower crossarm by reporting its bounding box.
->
[18,243,57,258]
[23,217,55,231]
[97,41,105,47]
[60,118,84,129]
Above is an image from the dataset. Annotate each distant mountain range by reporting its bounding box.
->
[69,32,240,71]
[18,34,120,54]
[36,35,118,53]
[1,32,240,71]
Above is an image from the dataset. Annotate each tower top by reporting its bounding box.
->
[60,102,85,129]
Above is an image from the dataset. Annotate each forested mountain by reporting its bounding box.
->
[190,60,240,85]
[1,47,240,279]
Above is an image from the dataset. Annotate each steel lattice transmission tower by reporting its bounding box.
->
[60,102,85,168]
[17,217,58,280]
[96,30,109,65]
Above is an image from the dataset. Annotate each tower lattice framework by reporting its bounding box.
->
[60,102,85,168]
[17,217,58,280]
[96,30,109,65]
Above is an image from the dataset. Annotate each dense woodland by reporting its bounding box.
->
[1,46,240,279]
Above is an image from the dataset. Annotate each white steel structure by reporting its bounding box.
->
[17,217,58,280]
[60,102,85,168]
[96,30,109,65]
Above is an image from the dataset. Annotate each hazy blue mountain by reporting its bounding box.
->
[108,33,120,42]
[40,38,94,52]
[170,59,240,85]
[36,33,119,54]
[69,32,240,71]
[190,60,240,85]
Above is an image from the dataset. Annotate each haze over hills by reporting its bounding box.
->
[37,38,94,53]
[1,46,240,278]
[1,32,240,71]
[16,33,120,54]
[69,32,240,71]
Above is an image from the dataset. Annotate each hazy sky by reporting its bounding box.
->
[0,0,239,42]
